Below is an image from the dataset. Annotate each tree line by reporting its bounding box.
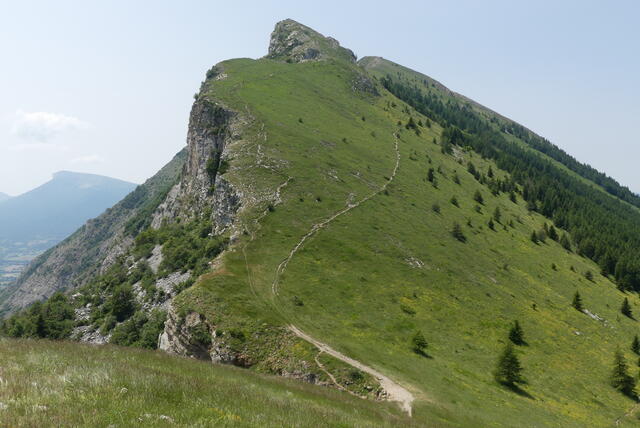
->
[380,75,640,292]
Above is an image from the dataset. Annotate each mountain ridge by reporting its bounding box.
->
[4,19,640,427]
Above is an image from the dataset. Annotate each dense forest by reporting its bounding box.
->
[381,75,640,291]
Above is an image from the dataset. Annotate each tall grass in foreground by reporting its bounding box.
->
[0,338,416,427]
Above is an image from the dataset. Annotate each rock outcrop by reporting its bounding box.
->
[267,19,356,64]
[151,98,241,235]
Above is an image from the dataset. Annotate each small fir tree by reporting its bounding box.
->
[508,320,526,346]
[622,298,633,319]
[560,234,572,251]
[473,190,484,205]
[451,222,466,243]
[427,168,435,183]
[493,206,502,223]
[611,349,636,398]
[411,330,428,355]
[450,196,459,207]
[572,291,583,312]
[494,343,525,387]
[632,335,640,355]
[530,231,539,244]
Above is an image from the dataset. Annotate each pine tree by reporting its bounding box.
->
[427,168,435,183]
[406,116,417,130]
[509,190,517,203]
[621,298,634,319]
[411,330,428,355]
[632,335,640,355]
[473,190,484,205]
[611,349,636,398]
[493,206,502,223]
[572,291,583,312]
[548,225,558,241]
[531,231,539,244]
[487,166,494,178]
[450,196,459,207]
[488,218,495,231]
[451,222,466,243]
[494,343,525,387]
[560,233,572,251]
[508,320,526,346]
[584,270,594,281]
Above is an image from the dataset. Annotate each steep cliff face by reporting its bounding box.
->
[151,98,241,236]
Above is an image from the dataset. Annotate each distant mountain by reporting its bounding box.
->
[0,171,136,242]
[0,171,136,287]
[0,193,10,203]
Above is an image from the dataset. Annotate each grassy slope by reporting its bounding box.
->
[0,338,411,427]
[358,56,640,212]
[173,56,640,427]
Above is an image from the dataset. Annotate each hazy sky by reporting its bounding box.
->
[1,0,638,195]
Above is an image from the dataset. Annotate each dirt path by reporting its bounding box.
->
[615,402,640,426]
[271,134,400,296]
[269,134,414,415]
[290,325,414,416]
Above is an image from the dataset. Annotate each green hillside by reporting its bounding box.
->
[4,20,640,427]
[0,338,412,427]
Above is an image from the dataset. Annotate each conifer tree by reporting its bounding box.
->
[531,231,539,244]
[548,225,558,241]
[450,196,459,207]
[632,335,640,355]
[451,222,466,243]
[427,168,435,183]
[611,349,636,398]
[622,298,634,319]
[493,206,502,223]
[488,218,495,231]
[560,233,572,251]
[494,343,525,387]
[473,190,484,205]
[508,320,526,346]
[411,330,428,355]
[509,190,517,203]
[572,291,583,312]
[487,166,494,178]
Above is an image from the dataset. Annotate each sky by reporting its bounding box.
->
[1,0,638,195]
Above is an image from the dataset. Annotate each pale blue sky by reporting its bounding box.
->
[1,0,638,195]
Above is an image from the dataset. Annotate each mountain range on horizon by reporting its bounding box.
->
[0,170,137,242]
[0,171,136,288]
[2,19,640,428]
